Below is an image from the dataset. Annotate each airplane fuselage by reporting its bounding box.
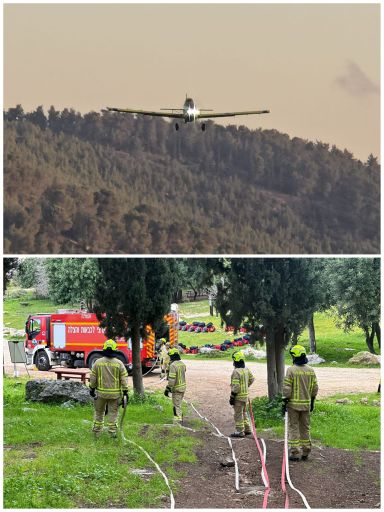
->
[183,97,200,123]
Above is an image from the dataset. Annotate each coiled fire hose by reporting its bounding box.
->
[119,394,175,509]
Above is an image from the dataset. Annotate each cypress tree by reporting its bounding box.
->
[95,258,175,396]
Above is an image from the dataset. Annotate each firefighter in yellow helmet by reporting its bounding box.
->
[89,339,129,438]
[159,338,170,379]
[230,350,254,437]
[282,344,319,461]
[164,348,186,423]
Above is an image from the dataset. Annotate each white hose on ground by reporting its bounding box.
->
[284,412,311,509]
[120,408,175,509]
[260,437,268,488]
[188,401,240,491]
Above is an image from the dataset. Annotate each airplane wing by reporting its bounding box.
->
[106,107,184,119]
[198,109,270,119]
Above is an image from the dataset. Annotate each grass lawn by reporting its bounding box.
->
[3,377,199,508]
[178,301,379,367]
[297,312,378,366]
[4,295,75,331]
[251,392,380,451]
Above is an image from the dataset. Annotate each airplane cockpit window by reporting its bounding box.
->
[185,98,194,108]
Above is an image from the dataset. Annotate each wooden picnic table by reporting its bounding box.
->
[50,367,90,384]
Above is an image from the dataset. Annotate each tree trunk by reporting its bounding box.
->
[373,322,381,349]
[172,289,182,304]
[266,332,278,400]
[131,323,145,396]
[308,312,316,353]
[364,325,376,354]
[251,330,260,349]
[275,325,286,394]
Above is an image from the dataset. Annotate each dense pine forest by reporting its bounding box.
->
[4,105,380,254]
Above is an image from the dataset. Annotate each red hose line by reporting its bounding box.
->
[248,399,270,508]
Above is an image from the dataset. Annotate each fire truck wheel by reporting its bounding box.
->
[35,351,51,371]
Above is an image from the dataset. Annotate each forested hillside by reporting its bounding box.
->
[4,106,380,254]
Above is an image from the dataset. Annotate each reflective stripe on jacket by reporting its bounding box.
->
[89,356,129,399]
[283,364,318,411]
[231,367,254,401]
[168,360,186,392]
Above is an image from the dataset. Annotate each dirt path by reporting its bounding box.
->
[145,360,380,509]
[145,359,380,435]
[5,342,380,404]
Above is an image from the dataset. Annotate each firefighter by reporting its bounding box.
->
[164,348,186,423]
[230,350,254,437]
[89,339,129,438]
[160,339,170,379]
[282,344,319,461]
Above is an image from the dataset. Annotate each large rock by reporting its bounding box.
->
[26,379,92,404]
[307,353,325,365]
[335,398,353,405]
[348,351,380,365]
[242,347,266,359]
[199,347,219,354]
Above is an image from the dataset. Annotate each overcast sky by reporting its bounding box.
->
[4,3,380,161]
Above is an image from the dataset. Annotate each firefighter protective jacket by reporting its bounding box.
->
[168,360,186,392]
[231,367,255,401]
[283,364,318,411]
[160,346,170,366]
[90,356,129,399]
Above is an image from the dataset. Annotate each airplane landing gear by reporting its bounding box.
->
[175,123,179,131]
[201,123,206,132]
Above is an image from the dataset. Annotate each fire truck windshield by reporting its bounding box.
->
[28,318,41,335]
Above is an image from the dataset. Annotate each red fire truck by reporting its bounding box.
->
[25,308,179,372]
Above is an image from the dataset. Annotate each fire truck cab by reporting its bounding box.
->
[25,307,179,372]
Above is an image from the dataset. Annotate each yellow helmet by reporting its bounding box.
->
[103,339,117,351]
[160,338,167,344]
[289,344,306,358]
[232,350,245,362]
[168,348,179,356]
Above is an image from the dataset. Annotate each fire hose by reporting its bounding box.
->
[283,411,311,509]
[118,394,175,509]
[248,399,271,508]
[248,398,311,509]
[188,401,240,491]
[142,354,160,376]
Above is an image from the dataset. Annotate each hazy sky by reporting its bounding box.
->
[4,3,380,161]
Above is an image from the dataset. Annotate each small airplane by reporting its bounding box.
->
[107,95,270,131]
